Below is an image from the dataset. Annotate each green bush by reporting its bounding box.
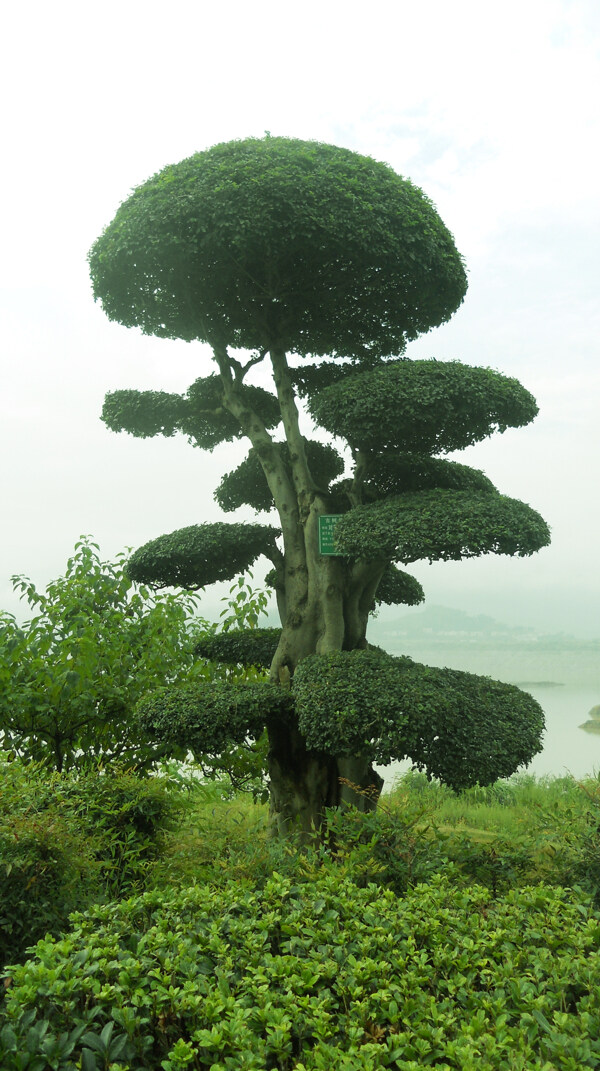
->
[0,538,202,772]
[323,793,451,895]
[0,757,182,969]
[0,807,97,975]
[531,778,600,904]
[2,873,600,1069]
[50,766,184,899]
[383,772,600,900]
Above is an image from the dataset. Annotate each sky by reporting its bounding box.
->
[1,0,599,637]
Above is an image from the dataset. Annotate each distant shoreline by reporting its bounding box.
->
[511,681,565,688]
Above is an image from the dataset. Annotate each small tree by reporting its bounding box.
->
[0,538,203,771]
[89,136,549,832]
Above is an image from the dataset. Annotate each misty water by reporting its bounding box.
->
[373,617,600,787]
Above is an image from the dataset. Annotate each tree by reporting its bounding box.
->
[0,538,203,771]
[89,136,550,833]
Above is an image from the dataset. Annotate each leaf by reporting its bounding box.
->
[81,1048,98,1071]
[532,1009,554,1035]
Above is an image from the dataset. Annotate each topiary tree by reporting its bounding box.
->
[89,135,549,834]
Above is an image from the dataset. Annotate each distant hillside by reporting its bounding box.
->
[385,605,599,650]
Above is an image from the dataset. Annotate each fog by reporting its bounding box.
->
[1,0,599,639]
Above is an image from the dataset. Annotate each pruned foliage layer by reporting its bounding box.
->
[102,376,281,451]
[215,440,344,513]
[194,628,281,669]
[364,453,498,498]
[373,565,425,607]
[334,490,551,563]
[293,650,544,789]
[89,137,468,357]
[136,680,292,757]
[309,360,538,453]
[126,523,279,589]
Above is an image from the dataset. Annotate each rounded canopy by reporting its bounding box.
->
[334,490,551,564]
[293,650,544,789]
[126,523,279,589]
[89,136,467,358]
[309,360,539,454]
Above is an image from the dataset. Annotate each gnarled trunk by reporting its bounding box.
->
[267,548,385,838]
[267,718,383,839]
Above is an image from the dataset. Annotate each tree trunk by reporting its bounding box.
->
[267,720,383,840]
[265,517,388,838]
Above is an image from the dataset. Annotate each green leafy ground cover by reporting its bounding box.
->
[4,770,600,1068]
[1,871,600,1069]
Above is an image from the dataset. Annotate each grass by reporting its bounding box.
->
[146,767,600,903]
[386,768,583,832]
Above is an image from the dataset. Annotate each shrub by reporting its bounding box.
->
[0,802,97,973]
[2,873,600,1069]
[51,766,185,899]
[0,757,182,969]
[0,538,201,772]
[293,650,544,790]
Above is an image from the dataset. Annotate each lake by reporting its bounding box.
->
[376,640,600,788]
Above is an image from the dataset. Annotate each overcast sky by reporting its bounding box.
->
[1,0,599,637]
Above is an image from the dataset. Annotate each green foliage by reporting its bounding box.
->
[191,731,270,801]
[49,767,182,900]
[217,573,270,632]
[149,782,277,888]
[193,627,281,668]
[182,377,281,448]
[293,651,544,789]
[290,359,355,397]
[293,650,412,762]
[0,539,200,772]
[215,439,345,513]
[179,577,274,797]
[401,665,545,791]
[102,376,281,451]
[324,790,450,895]
[373,564,425,607]
[0,757,180,969]
[146,771,600,904]
[0,770,95,971]
[309,359,538,453]
[89,135,551,817]
[136,680,292,758]
[364,452,498,498]
[335,489,551,563]
[382,771,600,904]
[533,779,600,905]
[101,389,187,438]
[126,523,279,589]
[89,136,467,358]
[3,873,600,1069]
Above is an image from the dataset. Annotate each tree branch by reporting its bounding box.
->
[238,350,268,382]
[269,346,315,507]
[211,343,307,583]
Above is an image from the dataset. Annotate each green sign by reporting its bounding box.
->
[318,515,343,556]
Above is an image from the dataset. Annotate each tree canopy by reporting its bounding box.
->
[90,136,468,359]
[308,360,539,453]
